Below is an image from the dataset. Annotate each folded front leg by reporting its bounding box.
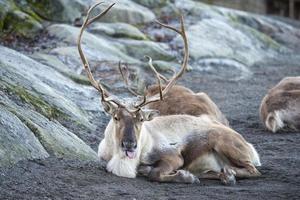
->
[145,150,200,184]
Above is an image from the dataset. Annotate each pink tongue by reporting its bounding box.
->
[126,151,135,159]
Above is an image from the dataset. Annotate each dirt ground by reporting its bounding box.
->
[1,53,300,200]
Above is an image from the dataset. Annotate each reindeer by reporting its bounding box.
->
[78,2,261,185]
[145,84,229,126]
[260,76,300,133]
[117,40,228,127]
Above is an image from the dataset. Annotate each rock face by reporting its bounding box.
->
[46,23,176,72]
[1,0,300,167]
[27,0,93,23]
[0,105,49,167]
[180,18,277,65]
[0,0,43,38]
[132,0,168,8]
[89,22,147,40]
[0,46,99,166]
[96,0,155,24]
[171,0,289,66]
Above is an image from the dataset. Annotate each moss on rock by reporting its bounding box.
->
[132,0,168,8]
[2,83,64,120]
[13,113,97,161]
[3,9,42,38]
[0,0,43,38]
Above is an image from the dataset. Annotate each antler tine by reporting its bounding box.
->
[78,2,126,107]
[118,62,142,96]
[146,56,168,82]
[145,56,163,100]
[135,16,189,108]
[155,16,189,94]
[86,3,115,26]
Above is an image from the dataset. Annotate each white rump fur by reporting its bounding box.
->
[98,115,260,178]
[265,110,284,133]
[247,142,261,166]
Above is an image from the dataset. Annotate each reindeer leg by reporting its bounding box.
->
[212,134,261,179]
[137,165,153,177]
[198,167,236,185]
[148,162,199,184]
[219,167,237,185]
[198,164,260,184]
[145,149,199,184]
[215,148,261,178]
[156,169,200,184]
[230,166,261,178]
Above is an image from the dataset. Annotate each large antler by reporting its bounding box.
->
[78,2,189,113]
[77,2,126,108]
[135,16,189,108]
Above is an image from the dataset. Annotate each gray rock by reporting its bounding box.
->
[132,0,168,8]
[176,18,267,65]
[115,39,176,61]
[47,24,138,64]
[171,1,288,66]
[89,22,147,40]
[194,58,252,81]
[0,45,98,129]
[0,91,97,163]
[0,105,49,167]
[30,53,90,86]
[27,0,93,23]
[143,60,192,73]
[47,24,175,66]
[174,0,220,19]
[0,0,42,38]
[0,45,101,166]
[96,0,155,24]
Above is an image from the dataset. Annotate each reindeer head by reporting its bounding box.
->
[77,2,188,159]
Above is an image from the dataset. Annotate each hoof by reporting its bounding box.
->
[220,167,236,186]
[177,170,200,184]
[138,165,152,176]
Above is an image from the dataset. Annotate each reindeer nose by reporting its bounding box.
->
[122,141,137,149]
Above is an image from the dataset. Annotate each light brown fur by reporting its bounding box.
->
[260,77,300,132]
[146,85,229,126]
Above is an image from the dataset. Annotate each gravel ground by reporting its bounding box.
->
[1,51,300,200]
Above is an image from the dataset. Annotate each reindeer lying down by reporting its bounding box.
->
[99,112,261,185]
[260,76,300,133]
[78,3,261,185]
[145,85,229,126]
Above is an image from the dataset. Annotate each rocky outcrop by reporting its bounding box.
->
[89,22,147,40]
[171,0,290,66]
[0,105,49,167]
[0,46,99,166]
[96,0,155,24]
[132,0,168,8]
[26,0,93,23]
[0,0,43,38]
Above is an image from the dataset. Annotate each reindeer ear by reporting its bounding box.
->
[102,102,117,115]
[143,109,160,121]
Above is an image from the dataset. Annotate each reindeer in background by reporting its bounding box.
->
[260,76,300,133]
[78,2,261,185]
[118,56,229,126]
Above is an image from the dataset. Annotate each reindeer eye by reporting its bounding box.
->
[140,117,144,122]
